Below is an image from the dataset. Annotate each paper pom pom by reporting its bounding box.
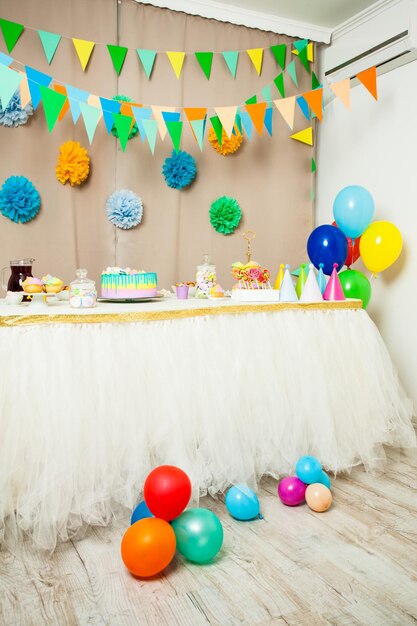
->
[0,90,33,127]
[209,196,242,235]
[111,95,138,140]
[162,150,197,190]
[0,176,40,224]
[56,141,90,187]
[208,126,243,156]
[106,189,143,229]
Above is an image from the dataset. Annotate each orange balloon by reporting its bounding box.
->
[305,483,332,512]
[121,518,176,577]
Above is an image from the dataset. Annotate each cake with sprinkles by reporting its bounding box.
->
[101,267,157,299]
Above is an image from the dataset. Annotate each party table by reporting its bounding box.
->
[0,297,414,549]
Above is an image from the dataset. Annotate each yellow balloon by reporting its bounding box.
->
[359,221,402,275]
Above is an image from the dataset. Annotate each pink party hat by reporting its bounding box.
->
[300,264,323,302]
[323,263,345,301]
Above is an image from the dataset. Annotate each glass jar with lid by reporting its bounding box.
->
[69,269,97,308]
[196,254,216,298]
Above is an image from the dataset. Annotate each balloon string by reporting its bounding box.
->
[258,513,264,520]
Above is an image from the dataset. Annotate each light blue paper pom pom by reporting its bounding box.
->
[106,189,143,229]
[0,176,41,224]
[162,150,197,190]
[0,90,34,127]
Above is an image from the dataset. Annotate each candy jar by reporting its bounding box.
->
[196,254,216,298]
[69,269,97,308]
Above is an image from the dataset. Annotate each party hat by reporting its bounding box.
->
[295,264,307,298]
[300,264,323,302]
[274,263,285,290]
[316,263,326,294]
[323,264,345,301]
[279,265,298,302]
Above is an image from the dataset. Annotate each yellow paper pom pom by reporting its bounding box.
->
[208,126,243,156]
[56,141,90,186]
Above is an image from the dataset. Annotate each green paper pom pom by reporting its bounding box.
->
[209,195,242,235]
[111,95,139,140]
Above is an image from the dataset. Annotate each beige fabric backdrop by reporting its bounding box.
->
[0,0,314,290]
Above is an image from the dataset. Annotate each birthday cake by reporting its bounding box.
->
[101,267,157,299]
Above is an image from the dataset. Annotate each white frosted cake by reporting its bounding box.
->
[101,267,157,299]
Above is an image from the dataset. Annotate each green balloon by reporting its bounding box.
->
[338,269,371,308]
[171,508,223,563]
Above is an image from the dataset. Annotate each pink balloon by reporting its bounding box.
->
[278,476,306,506]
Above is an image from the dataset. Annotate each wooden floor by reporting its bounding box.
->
[1,446,417,626]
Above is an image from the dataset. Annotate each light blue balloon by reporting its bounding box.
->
[333,185,375,239]
[317,470,331,489]
[225,484,261,520]
[130,500,154,525]
[295,456,322,484]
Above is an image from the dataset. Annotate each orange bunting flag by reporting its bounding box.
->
[273,96,296,130]
[214,105,237,138]
[245,102,267,136]
[357,66,377,100]
[330,78,350,110]
[184,107,207,140]
[303,88,323,121]
[54,84,70,121]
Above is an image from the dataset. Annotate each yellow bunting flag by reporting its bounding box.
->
[246,48,263,75]
[214,105,237,138]
[72,38,95,71]
[167,51,185,79]
[330,78,350,110]
[273,96,295,130]
[307,43,314,62]
[290,127,313,146]
[303,88,323,121]
[152,105,176,140]
[357,66,377,100]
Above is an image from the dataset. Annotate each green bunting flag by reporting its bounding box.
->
[312,158,316,173]
[190,119,206,151]
[38,30,61,64]
[166,120,183,152]
[195,52,213,80]
[297,46,310,73]
[0,63,22,109]
[293,39,308,52]
[136,49,156,78]
[274,73,285,98]
[39,85,66,132]
[112,112,132,150]
[245,95,257,105]
[270,44,286,70]
[80,102,102,144]
[142,118,158,154]
[107,44,128,75]
[0,18,24,53]
[222,50,239,78]
[286,60,298,87]
[210,115,223,145]
[311,71,321,90]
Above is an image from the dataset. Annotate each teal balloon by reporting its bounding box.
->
[225,484,260,520]
[333,185,375,239]
[171,508,223,563]
[338,269,371,309]
[317,470,331,489]
[295,455,322,484]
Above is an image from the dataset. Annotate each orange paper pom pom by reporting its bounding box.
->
[56,141,90,186]
[208,126,243,156]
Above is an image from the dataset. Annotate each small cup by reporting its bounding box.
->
[176,284,189,300]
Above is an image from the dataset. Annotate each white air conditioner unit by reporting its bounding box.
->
[321,0,417,83]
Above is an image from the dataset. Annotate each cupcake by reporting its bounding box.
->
[42,274,64,293]
[21,277,43,294]
[209,284,225,298]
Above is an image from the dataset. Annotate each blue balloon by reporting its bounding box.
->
[333,185,375,239]
[295,456,322,484]
[130,500,154,525]
[317,470,331,489]
[307,225,348,275]
[225,484,261,521]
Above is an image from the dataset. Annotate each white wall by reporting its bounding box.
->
[316,60,417,408]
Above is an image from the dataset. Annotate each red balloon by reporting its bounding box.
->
[144,465,192,521]
[332,221,361,267]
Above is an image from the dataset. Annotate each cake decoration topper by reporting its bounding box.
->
[243,230,256,263]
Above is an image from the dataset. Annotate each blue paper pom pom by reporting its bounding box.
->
[0,176,41,224]
[162,150,197,190]
[106,189,143,229]
[0,90,34,127]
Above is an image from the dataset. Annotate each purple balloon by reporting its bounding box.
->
[278,476,307,506]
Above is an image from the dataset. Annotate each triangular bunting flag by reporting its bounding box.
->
[297,46,310,73]
[152,105,175,139]
[20,75,31,108]
[214,105,237,138]
[38,30,61,64]
[167,51,185,79]
[222,50,239,78]
[274,73,285,98]
[66,85,89,123]
[245,95,257,105]
[261,84,272,104]
[274,96,295,129]
[190,119,206,151]
[245,102,267,136]
[112,112,132,150]
[53,84,69,121]
[293,39,308,52]
[296,96,310,121]
[72,38,95,71]
[290,127,313,146]
[311,71,321,90]
[88,94,102,109]
[107,44,128,75]
[195,52,213,80]
[166,120,183,152]
[330,78,350,109]
[80,102,102,144]
[239,109,253,139]
[39,85,66,132]
[270,44,286,70]
[142,118,158,154]
[311,158,316,173]
[25,66,52,109]
[0,64,22,109]
[162,111,181,125]
[235,112,242,134]
[357,66,377,100]
[264,107,273,136]
[0,51,12,66]
[286,60,298,87]
[132,106,152,141]
[184,107,207,123]
[303,88,323,121]
[210,115,223,145]
[99,97,121,133]
[307,43,314,62]
[247,48,263,75]
[0,18,24,53]
[136,49,156,79]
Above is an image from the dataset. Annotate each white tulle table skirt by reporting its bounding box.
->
[0,300,414,549]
